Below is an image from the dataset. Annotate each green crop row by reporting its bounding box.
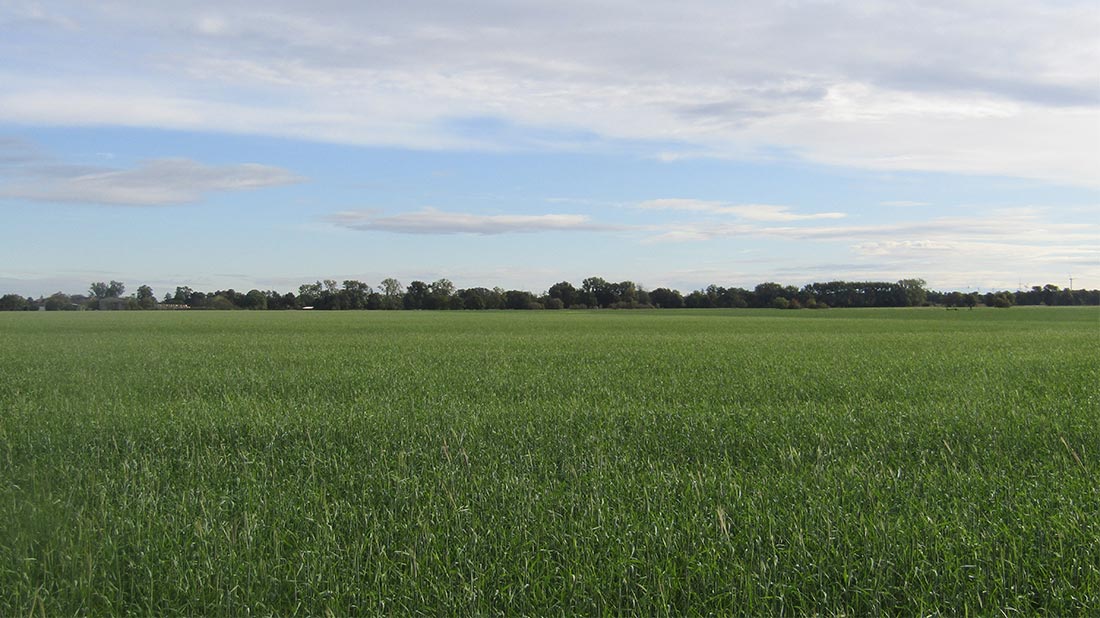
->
[1,308,1097,615]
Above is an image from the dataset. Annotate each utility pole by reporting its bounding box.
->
[1069,275,1074,291]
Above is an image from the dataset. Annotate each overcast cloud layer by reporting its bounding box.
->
[2,1,1098,186]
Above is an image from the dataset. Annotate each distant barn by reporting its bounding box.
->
[98,297,129,311]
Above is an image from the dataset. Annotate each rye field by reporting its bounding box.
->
[1,307,1097,615]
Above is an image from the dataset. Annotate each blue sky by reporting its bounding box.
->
[1,1,1097,297]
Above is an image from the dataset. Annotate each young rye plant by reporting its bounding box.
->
[1,307,1097,614]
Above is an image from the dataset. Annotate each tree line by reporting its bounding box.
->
[2,278,1097,312]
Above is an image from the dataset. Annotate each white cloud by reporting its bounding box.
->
[852,240,954,256]
[0,157,302,206]
[638,208,1099,289]
[196,14,228,36]
[637,199,846,221]
[0,2,79,30]
[650,211,1098,243]
[329,208,629,235]
[1,1,1096,186]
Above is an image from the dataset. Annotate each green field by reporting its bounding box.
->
[1,308,1097,615]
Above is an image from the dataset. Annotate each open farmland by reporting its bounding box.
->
[1,308,1097,615]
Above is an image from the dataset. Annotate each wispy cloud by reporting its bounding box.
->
[0,3,80,30]
[852,240,954,256]
[0,153,302,206]
[0,137,43,164]
[329,208,630,235]
[637,199,846,221]
[0,2,1096,186]
[640,208,1098,289]
[648,211,1099,243]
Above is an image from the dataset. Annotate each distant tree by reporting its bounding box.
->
[772,296,790,309]
[430,278,455,297]
[582,277,615,308]
[462,292,486,310]
[88,280,125,299]
[136,285,156,309]
[0,294,29,311]
[207,295,237,310]
[298,282,323,307]
[649,287,684,308]
[403,281,430,310]
[425,278,455,310]
[898,279,928,306]
[504,290,536,309]
[44,292,74,311]
[725,287,750,308]
[263,290,294,310]
[683,290,711,308]
[753,282,785,307]
[379,278,404,309]
[167,286,193,304]
[341,280,373,309]
[1041,284,1060,305]
[545,297,564,310]
[241,289,268,310]
[704,284,723,307]
[612,281,638,306]
[212,289,244,308]
[547,281,577,307]
[458,287,502,310]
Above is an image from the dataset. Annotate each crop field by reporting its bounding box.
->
[1,307,1097,615]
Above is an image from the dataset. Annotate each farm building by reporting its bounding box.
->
[98,297,130,311]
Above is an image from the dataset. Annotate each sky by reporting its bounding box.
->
[1,0,1098,298]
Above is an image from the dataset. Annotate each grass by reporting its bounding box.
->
[1,307,1097,615]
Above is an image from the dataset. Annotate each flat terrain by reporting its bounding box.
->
[1,308,1097,615]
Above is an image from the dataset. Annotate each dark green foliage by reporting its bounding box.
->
[0,294,30,311]
[649,287,684,308]
[547,281,577,307]
[43,292,76,311]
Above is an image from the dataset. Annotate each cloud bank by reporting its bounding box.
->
[637,199,846,221]
[0,144,301,205]
[329,208,627,235]
[1,1,1097,186]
